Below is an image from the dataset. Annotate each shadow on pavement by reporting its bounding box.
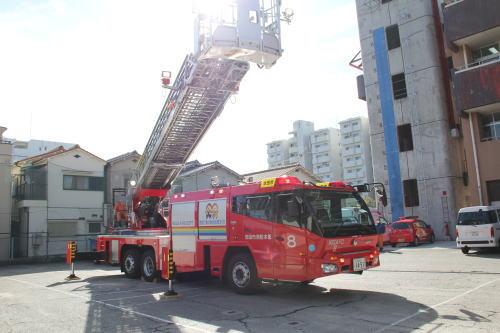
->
[77,271,439,333]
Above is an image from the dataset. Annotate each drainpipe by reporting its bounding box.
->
[431,0,456,130]
[469,115,483,205]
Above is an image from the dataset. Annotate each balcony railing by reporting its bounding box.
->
[452,58,500,113]
[443,0,500,44]
[456,54,500,73]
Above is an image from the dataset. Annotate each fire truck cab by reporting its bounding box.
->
[97,176,382,294]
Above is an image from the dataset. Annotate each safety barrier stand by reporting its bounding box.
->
[162,247,178,297]
[65,241,80,280]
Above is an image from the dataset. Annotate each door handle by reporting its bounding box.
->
[275,236,284,241]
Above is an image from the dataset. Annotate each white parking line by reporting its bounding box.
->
[3,277,229,333]
[374,278,500,332]
[98,293,158,302]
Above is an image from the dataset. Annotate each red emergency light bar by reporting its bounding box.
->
[316,181,348,188]
[260,175,302,188]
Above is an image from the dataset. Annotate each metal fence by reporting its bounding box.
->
[0,232,100,263]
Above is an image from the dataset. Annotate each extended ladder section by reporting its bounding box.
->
[136,55,249,189]
[135,0,284,191]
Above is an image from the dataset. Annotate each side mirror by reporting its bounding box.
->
[377,188,388,207]
[355,184,368,192]
[287,199,300,219]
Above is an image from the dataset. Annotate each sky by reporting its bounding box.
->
[0,0,367,174]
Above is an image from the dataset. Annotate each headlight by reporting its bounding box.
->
[321,263,338,274]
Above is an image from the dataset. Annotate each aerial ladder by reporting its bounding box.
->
[123,0,291,229]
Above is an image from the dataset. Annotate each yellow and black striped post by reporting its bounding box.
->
[65,241,80,280]
[164,248,177,296]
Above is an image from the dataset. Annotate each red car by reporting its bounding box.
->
[390,217,435,247]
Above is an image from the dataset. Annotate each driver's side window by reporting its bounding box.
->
[276,193,301,228]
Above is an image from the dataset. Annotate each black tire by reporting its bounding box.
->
[411,237,420,247]
[391,243,396,248]
[299,280,313,286]
[141,249,158,282]
[227,253,260,294]
[430,234,435,244]
[461,247,469,254]
[122,248,141,279]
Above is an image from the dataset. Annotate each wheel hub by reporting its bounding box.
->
[232,262,250,288]
[124,256,135,272]
[143,257,154,276]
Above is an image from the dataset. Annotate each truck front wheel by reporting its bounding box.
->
[227,253,260,294]
[123,248,141,279]
[141,249,158,282]
[461,247,469,254]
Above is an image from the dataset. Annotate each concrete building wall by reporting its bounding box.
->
[0,128,12,260]
[289,120,315,171]
[355,0,463,238]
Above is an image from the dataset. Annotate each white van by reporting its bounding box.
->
[456,205,500,254]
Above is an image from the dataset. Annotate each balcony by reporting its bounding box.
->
[313,154,330,164]
[311,133,329,145]
[315,166,332,175]
[443,0,500,46]
[452,58,500,114]
[312,144,329,154]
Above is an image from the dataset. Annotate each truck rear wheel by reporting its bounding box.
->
[123,248,141,279]
[141,249,157,282]
[227,253,260,295]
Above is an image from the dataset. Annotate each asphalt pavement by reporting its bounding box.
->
[1,241,499,333]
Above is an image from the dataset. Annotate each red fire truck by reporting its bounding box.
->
[96,177,385,293]
[95,1,386,294]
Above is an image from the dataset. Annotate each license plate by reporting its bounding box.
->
[470,231,479,237]
[398,238,405,242]
[353,258,366,271]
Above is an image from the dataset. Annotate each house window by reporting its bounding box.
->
[89,222,102,233]
[486,180,500,205]
[479,112,500,141]
[398,124,414,152]
[63,175,104,191]
[392,73,407,99]
[403,179,419,207]
[386,24,401,50]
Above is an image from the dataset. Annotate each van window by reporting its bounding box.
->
[392,223,410,229]
[458,210,498,225]
[276,193,301,228]
[232,195,272,221]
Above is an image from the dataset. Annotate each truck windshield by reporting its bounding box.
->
[303,190,376,237]
[458,211,499,226]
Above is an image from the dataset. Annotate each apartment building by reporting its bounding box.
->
[0,127,12,261]
[442,0,500,206]
[311,128,342,181]
[266,120,343,181]
[267,139,290,168]
[354,0,465,238]
[9,138,75,162]
[339,117,373,186]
